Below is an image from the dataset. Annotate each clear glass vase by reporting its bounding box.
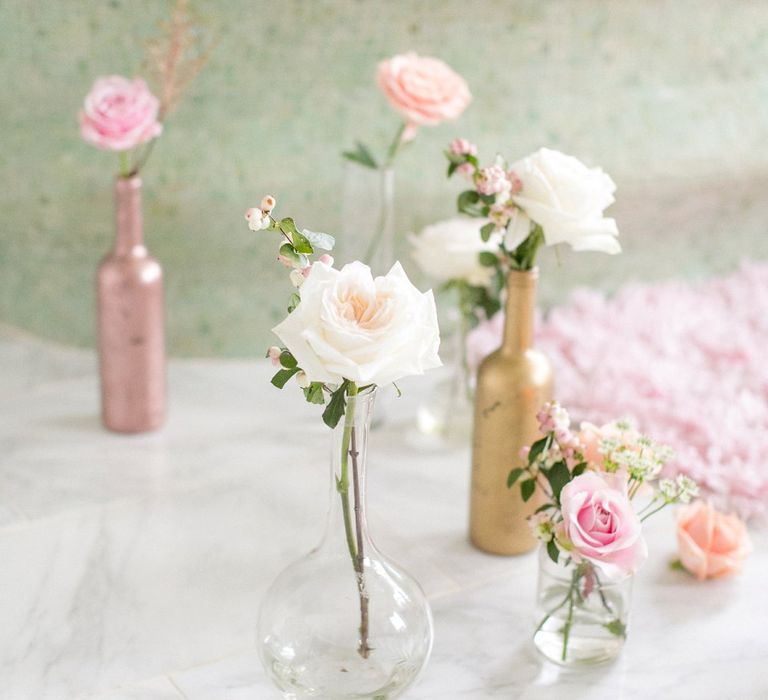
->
[416,311,473,444]
[533,547,632,666]
[341,166,395,275]
[258,388,434,698]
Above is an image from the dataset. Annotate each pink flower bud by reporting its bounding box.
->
[267,346,281,366]
[260,195,276,213]
[457,162,475,179]
[401,122,419,143]
[244,208,259,221]
[277,254,294,268]
[519,445,531,460]
[318,254,334,266]
[289,269,306,287]
[301,264,313,278]
[449,138,477,156]
[295,370,310,389]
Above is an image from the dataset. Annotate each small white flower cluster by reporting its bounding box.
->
[659,474,699,504]
[529,511,555,543]
[245,195,276,232]
[599,424,673,483]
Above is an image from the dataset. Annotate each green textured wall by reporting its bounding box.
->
[2,0,768,356]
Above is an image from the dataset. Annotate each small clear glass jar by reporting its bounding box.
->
[533,547,633,666]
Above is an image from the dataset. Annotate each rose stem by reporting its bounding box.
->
[350,420,370,658]
[561,569,579,662]
[337,382,370,658]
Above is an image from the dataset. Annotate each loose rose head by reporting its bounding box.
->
[79,76,162,151]
[410,217,499,286]
[510,148,620,255]
[377,52,471,127]
[272,261,441,386]
[560,472,647,579]
[677,501,752,580]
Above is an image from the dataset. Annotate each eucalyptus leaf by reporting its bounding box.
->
[302,229,336,251]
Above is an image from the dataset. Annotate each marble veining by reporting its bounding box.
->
[0,328,765,699]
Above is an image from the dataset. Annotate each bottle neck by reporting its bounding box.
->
[502,268,539,353]
[322,387,376,555]
[113,176,145,255]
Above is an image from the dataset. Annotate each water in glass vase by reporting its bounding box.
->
[258,388,433,698]
[533,548,632,666]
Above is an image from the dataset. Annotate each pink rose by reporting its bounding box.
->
[377,52,471,126]
[560,472,647,579]
[80,76,162,151]
[677,501,752,580]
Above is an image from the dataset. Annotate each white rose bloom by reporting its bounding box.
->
[410,217,500,286]
[503,208,532,252]
[272,261,442,386]
[511,148,621,254]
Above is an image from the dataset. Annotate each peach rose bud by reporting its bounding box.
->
[676,501,752,580]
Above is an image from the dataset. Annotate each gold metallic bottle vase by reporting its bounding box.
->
[470,268,553,555]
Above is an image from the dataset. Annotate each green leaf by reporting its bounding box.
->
[478,251,498,267]
[479,222,496,242]
[546,539,560,564]
[521,478,536,502]
[322,381,349,428]
[279,350,297,369]
[527,436,549,464]
[572,462,588,477]
[447,161,459,178]
[279,218,314,254]
[342,142,378,169]
[445,151,465,165]
[303,382,325,405]
[534,503,554,514]
[271,367,300,388]
[545,461,571,502]
[507,467,525,488]
[302,229,335,251]
[669,558,687,572]
[287,293,300,313]
[457,190,483,217]
[279,242,301,264]
[603,619,626,637]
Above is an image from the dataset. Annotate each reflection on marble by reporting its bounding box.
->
[0,327,765,699]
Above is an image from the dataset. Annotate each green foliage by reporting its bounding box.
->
[479,222,496,242]
[271,367,300,388]
[457,190,486,217]
[572,462,588,477]
[544,461,570,503]
[521,478,536,502]
[302,229,335,251]
[342,141,378,169]
[478,251,498,267]
[322,380,350,428]
[279,350,297,369]
[603,619,627,637]
[507,467,524,488]
[546,539,560,564]
[287,293,300,313]
[303,382,325,405]
[527,436,550,465]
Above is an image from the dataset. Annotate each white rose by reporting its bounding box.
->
[410,217,500,286]
[272,261,442,386]
[511,148,621,254]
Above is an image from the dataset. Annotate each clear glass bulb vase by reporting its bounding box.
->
[258,387,434,698]
[533,547,633,666]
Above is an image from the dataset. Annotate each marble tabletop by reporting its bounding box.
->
[1,326,766,700]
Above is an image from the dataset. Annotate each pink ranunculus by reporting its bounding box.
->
[79,76,162,151]
[560,472,647,579]
[377,52,471,126]
[677,501,752,580]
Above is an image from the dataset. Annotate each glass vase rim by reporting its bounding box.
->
[538,546,633,585]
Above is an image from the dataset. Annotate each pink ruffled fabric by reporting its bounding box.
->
[536,263,768,521]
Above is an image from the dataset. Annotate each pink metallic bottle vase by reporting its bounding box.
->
[97,176,166,433]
